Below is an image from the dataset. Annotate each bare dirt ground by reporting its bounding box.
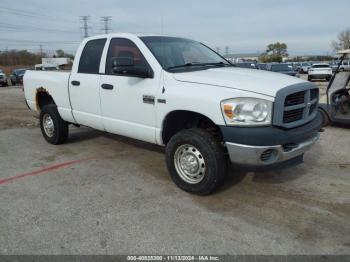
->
[0,86,38,130]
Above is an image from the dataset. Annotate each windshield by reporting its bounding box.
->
[270,64,293,72]
[301,63,310,66]
[140,36,230,71]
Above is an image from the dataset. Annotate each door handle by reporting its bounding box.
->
[71,80,80,86]
[101,84,114,90]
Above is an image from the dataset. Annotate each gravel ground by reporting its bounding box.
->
[0,84,349,255]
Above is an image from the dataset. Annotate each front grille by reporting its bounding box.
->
[283,108,304,123]
[284,91,305,106]
[273,84,319,129]
[282,88,318,124]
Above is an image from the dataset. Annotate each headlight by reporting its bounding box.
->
[221,98,273,126]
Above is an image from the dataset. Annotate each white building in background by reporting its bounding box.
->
[35,58,73,71]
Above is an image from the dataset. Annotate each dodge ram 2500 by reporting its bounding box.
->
[24,33,322,195]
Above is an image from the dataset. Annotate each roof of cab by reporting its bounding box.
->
[84,33,166,41]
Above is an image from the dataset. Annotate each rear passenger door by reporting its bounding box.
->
[69,38,106,130]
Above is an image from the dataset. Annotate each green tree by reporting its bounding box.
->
[55,49,74,59]
[55,49,65,57]
[259,42,288,63]
[332,29,350,51]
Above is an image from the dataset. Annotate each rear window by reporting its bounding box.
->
[312,64,330,68]
[78,39,107,74]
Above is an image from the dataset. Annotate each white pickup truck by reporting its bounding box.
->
[24,33,322,195]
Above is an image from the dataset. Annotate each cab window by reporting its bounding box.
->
[105,38,149,75]
[78,38,107,74]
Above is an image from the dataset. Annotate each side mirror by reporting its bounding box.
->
[111,57,153,78]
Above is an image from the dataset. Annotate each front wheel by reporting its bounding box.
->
[165,128,227,195]
[40,104,69,145]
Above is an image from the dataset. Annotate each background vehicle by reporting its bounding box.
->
[339,60,350,71]
[267,63,299,77]
[318,50,350,126]
[235,62,257,69]
[330,61,340,72]
[23,33,321,195]
[308,63,332,81]
[10,69,27,85]
[299,62,311,73]
[0,69,8,87]
[292,63,301,72]
[256,63,267,70]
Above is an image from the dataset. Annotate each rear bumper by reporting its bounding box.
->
[308,73,332,78]
[220,113,322,167]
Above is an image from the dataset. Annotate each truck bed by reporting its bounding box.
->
[23,70,74,122]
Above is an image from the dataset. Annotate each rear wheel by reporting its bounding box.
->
[40,104,69,144]
[165,128,227,195]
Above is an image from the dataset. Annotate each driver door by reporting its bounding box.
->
[100,38,158,143]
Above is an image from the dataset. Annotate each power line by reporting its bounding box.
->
[0,6,77,24]
[80,16,91,38]
[101,16,112,34]
[0,22,80,34]
[0,38,79,45]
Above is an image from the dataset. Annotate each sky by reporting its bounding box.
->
[0,0,349,56]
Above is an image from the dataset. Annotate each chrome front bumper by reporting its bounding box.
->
[226,133,319,166]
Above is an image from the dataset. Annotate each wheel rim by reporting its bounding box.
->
[43,114,55,137]
[174,144,206,184]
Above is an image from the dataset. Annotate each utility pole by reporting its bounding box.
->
[39,44,43,57]
[216,47,221,54]
[225,46,229,57]
[80,16,91,38]
[101,16,112,34]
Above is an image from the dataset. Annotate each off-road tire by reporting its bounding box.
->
[40,104,69,145]
[165,128,227,195]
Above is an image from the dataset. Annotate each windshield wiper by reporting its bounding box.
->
[167,62,231,70]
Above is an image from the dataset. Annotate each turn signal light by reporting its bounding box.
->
[224,104,234,119]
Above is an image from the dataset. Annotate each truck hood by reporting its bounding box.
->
[172,67,305,97]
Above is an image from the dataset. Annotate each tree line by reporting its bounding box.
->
[0,50,42,66]
[0,49,74,66]
[259,28,350,63]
